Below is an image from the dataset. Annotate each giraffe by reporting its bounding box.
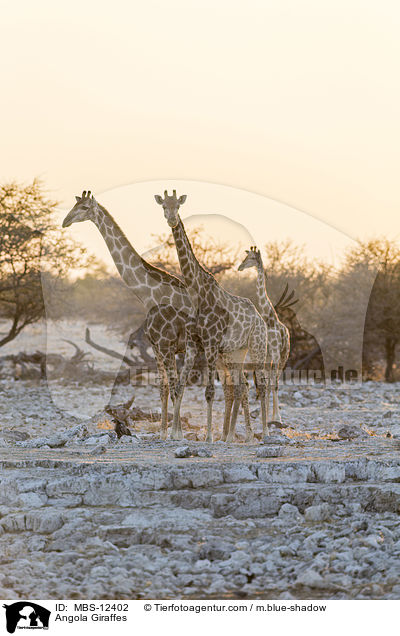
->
[155,190,268,442]
[62,191,253,441]
[238,246,290,422]
[62,190,198,439]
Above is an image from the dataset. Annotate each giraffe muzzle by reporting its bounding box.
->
[62,213,73,228]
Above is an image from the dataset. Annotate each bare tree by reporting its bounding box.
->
[353,239,400,381]
[0,180,90,348]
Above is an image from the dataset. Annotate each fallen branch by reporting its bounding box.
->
[105,395,189,426]
[0,341,133,385]
[85,328,140,367]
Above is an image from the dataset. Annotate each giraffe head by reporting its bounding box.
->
[62,190,99,228]
[154,190,187,227]
[238,246,262,271]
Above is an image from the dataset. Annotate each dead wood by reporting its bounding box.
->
[105,397,189,426]
[85,328,140,366]
[114,419,132,438]
[0,340,133,384]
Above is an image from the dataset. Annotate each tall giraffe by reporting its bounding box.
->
[238,246,290,421]
[62,190,197,438]
[62,191,253,441]
[155,190,268,442]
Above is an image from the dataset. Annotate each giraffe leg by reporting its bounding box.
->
[266,360,272,424]
[272,362,281,422]
[216,361,233,442]
[154,350,169,440]
[204,347,219,443]
[242,376,254,443]
[223,360,253,442]
[226,367,245,443]
[172,340,197,440]
[157,348,180,440]
[249,332,268,438]
[255,367,268,437]
[224,350,248,443]
[205,371,216,443]
[221,377,234,442]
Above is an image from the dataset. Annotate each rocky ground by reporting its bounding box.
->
[0,322,400,600]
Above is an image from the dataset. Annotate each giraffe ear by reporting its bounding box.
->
[154,195,163,205]
[178,195,187,205]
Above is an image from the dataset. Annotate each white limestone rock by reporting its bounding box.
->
[295,569,326,588]
[15,492,48,508]
[256,446,285,458]
[262,433,292,445]
[338,425,369,440]
[278,503,302,520]
[16,424,89,448]
[304,503,332,522]
[223,466,256,483]
[312,462,346,483]
[174,446,191,458]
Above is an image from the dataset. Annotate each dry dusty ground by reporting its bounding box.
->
[0,321,400,600]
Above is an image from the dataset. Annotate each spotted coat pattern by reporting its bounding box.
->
[155,190,268,442]
[62,191,252,441]
[238,247,290,422]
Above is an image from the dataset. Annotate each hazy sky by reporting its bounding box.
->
[55,181,355,270]
[2,0,400,259]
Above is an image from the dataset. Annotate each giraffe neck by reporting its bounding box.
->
[255,259,279,327]
[171,216,210,293]
[91,204,190,310]
[171,216,241,314]
[92,204,142,281]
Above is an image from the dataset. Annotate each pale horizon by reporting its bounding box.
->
[55,181,357,273]
[2,1,400,255]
